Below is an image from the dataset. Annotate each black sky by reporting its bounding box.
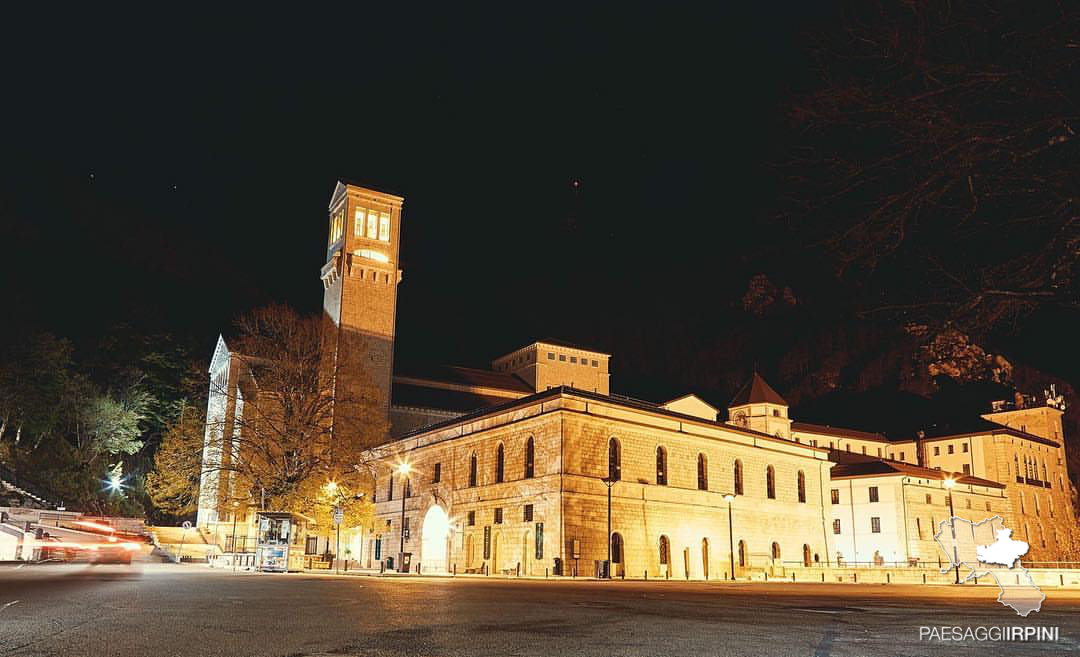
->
[3,4,830,373]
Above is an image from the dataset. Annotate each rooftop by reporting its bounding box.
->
[831,459,1005,489]
[729,373,787,407]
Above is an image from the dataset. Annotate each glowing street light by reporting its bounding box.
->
[943,476,959,584]
[397,461,411,572]
[723,494,736,581]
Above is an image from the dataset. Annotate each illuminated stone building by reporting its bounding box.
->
[197,180,1078,573]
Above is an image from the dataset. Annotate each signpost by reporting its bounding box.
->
[177,520,192,564]
[333,507,343,574]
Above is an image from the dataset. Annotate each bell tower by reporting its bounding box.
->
[320,181,404,444]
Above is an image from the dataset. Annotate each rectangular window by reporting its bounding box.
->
[387,474,393,501]
[965,498,972,509]
[548,352,555,360]
[433,463,441,483]
[948,444,955,455]
[524,504,533,522]
[900,451,905,461]
[494,508,503,524]
[535,522,544,559]
[831,489,839,504]
[374,536,381,560]
[833,519,841,534]
[985,501,991,512]
[483,526,491,559]
[559,354,566,362]
[861,446,867,455]
[869,487,879,503]
[877,448,882,457]
[354,208,364,236]
[366,210,378,238]
[403,517,410,540]
[934,446,940,456]
[810,439,817,447]
[305,536,318,555]
[916,517,923,539]
[871,517,881,533]
[926,493,932,505]
[378,212,390,241]
[591,360,598,367]
[962,464,971,475]
[467,510,475,526]
[570,356,577,363]
[962,443,969,453]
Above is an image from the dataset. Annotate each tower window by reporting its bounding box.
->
[354,208,364,236]
[871,517,881,533]
[366,210,378,238]
[869,486,879,503]
[592,360,598,367]
[570,356,577,363]
[524,504,533,522]
[378,212,390,241]
[831,489,839,505]
[559,354,566,362]
[948,444,954,454]
[548,353,555,360]
[833,519,841,535]
[467,510,475,526]
[494,508,503,524]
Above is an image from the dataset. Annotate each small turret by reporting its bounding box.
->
[727,373,791,440]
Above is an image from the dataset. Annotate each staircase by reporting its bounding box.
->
[151,526,221,563]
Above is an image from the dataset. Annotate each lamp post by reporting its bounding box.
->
[723,494,735,581]
[397,462,411,573]
[944,477,960,584]
[601,476,617,578]
[231,501,240,572]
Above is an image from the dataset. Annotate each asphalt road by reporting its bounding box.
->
[1,563,1078,657]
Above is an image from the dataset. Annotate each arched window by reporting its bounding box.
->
[771,542,781,560]
[656,446,668,486]
[766,465,776,499]
[495,443,505,483]
[1013,453,1019,475]
[733,459,743,495]
[387,473,394,501]
[1041,461,1048,482]
[797,470,806,503]
[697,453,708,490]
[659,535,670,565]
[608,438,621,481]
[468,453,477,487]
[737,540,747,568]
[803,544,811,567]
[524,437,535,479]
[611,532,624,564]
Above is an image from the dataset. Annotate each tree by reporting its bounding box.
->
[145,403,205,518]
[779,0,1079,333]
[149,304,386,527]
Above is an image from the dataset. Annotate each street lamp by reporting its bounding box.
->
[397,462,411,573]
[601,476,618,578]
[231,501,240,572]
[944,477,960,585]
[723,494,735,581]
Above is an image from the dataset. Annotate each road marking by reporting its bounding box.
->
[1,600,20,612]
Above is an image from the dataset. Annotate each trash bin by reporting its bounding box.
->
[596,560,610,579]
[399,552,412,573]
[386,556,395,571]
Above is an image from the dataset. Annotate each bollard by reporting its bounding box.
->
[666,568,670,580]
[854,572,857,583]
[793,573,796,583]
[1061,575,1064,586]
[922,573,926,584]
[453,563,457,576]
[546,567,549,579]
[517,563,520,577]
[621,569,625,580]
[645,570,649,581]
[764,573,768,582]
[821,572,825,582]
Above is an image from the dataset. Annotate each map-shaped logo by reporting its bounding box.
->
[935,516,1044,616]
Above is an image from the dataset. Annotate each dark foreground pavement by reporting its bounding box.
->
[1,563,1078,657]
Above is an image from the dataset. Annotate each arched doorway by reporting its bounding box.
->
[420,505,450,574]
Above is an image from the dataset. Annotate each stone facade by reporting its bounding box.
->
[371,388,834,579]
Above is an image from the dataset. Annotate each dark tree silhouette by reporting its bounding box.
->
[780,0,1079,333]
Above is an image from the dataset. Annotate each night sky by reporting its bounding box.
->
[4,4,1071,408]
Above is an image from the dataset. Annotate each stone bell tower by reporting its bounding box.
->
[320,181,404,443]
